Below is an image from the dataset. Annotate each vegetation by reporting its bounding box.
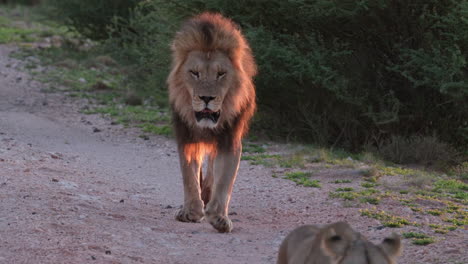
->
[284,171,321,188]
[25,0,466,162]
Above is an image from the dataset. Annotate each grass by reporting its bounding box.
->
[284,171,321,188]
[243,143,266,153]
[360,208,412,228]
[329,191,359,200]
[361,182,377,188]
[359,196,380,205]
[402,232,436,245]
[426,209,443,216]
[331,179,352,184]
[433,179,468,201]
[0,27,39,43]
[402,232,429,239]
[412,237,435,245]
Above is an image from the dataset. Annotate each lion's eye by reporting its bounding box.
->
[189,70,200,79]
[217,71,226,79]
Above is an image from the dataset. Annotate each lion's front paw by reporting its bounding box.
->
[175,200,204,223]
[207,215,233,233]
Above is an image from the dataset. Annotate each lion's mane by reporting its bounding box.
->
[167,13,256,151]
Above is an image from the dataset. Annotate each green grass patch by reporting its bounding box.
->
[433,179,468,201]
[426,209,443,216]
[0,25,39,44]
[361,182,377,188]
[402,232,429,239]
[242,143,266,153]
[378,166,417,176]
[360,209,412,228]
[359,188,379,195]
[412,238,435,246]
[329,191,359,200]
[284,171,321,188]
[331,179,352,184]
[360,196,380,205]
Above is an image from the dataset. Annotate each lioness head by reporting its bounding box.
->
[168,13,256,130]
[277,222,402,264]
[321,222,402,264]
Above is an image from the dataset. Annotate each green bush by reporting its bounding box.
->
[44,0,468,154]
[0,0,41,5]
[172,0,468,150]
[45,0,142,40]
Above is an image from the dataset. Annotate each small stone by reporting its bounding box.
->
[93,127,101,133]
[52,178,59,182]
[50,153,60,159]
[105,250,111,255]
[164,205,173,209]
[119,199,124,203]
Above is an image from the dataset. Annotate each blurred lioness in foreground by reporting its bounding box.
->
[277,222,402,264]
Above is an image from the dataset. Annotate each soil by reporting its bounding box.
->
[0,44,465,264]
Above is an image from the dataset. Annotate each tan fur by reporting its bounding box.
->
[277,222,402,264]
[167,13,256,233]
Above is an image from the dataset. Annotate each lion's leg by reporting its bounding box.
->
[175,145,204,223]
[201,154,214,206]
[205,146,241,233]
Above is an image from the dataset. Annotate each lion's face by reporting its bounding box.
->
[277,222,402,264]
[181,50,235,128]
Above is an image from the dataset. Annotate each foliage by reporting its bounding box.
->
[44,0,141,40]
[43,0,468,154]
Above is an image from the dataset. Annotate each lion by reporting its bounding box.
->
[167,12,256,233]
[277,222,402,264]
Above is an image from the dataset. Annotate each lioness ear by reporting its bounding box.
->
[380,233,402,258]
[321,223,354,258]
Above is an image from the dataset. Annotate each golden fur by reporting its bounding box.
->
[167,13,256,232]
[277,222,402,264]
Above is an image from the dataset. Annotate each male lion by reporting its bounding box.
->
[167,13,256,233]
[277,222,402,264]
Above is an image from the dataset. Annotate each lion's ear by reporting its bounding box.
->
[379,233,402,258]
[320,222,355,258]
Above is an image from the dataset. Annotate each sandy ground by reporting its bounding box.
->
[0,44,466,264]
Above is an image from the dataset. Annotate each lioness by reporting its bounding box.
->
[167,13,256,233]
[277,222,402,264]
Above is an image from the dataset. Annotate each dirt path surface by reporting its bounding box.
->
[0,44,465,264]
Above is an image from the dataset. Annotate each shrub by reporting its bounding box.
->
[43,0,468,155]
[45,0,142,40]
[378,135,458,167]
[168,0,468,151]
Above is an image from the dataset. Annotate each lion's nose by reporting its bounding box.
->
[199,96,215,104]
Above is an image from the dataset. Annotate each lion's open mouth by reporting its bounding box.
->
[195,108,220,123]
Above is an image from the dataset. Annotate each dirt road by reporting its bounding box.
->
[0,45,465,264]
